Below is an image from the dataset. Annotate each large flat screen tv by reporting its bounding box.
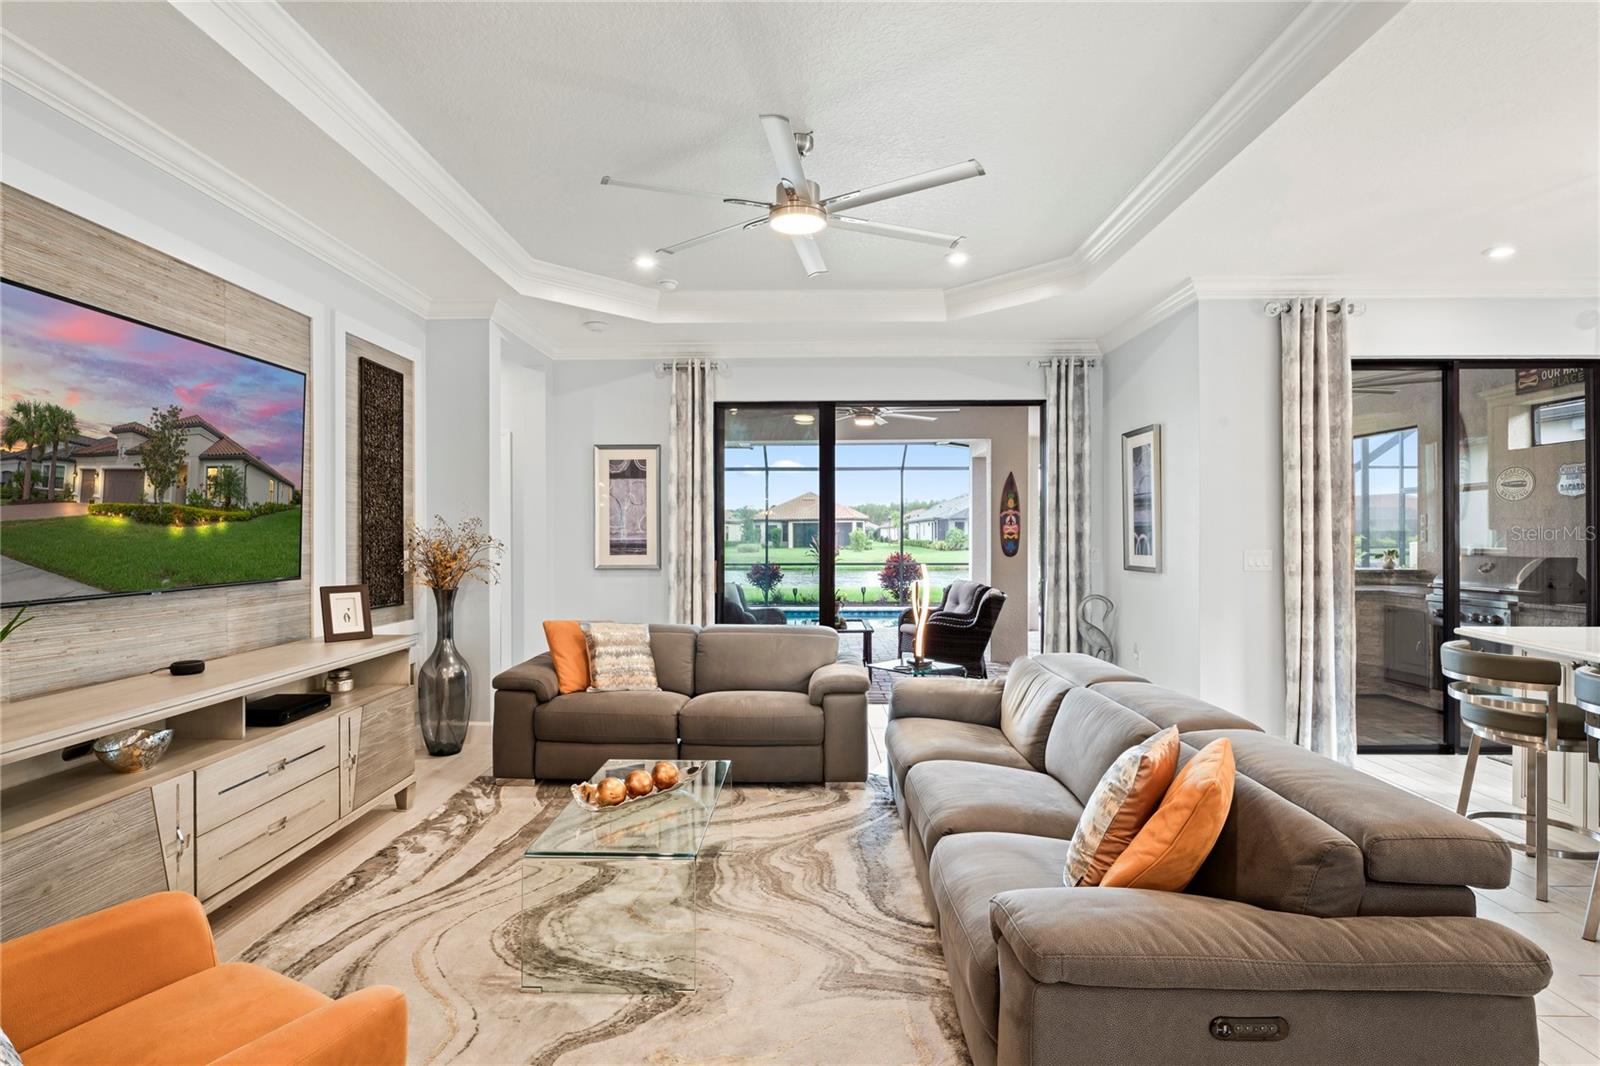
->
[1,279,307,607]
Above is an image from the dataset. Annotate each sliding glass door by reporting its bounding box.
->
[717,405,824,626]
[1352,360,1598,754]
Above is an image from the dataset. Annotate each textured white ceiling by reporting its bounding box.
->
[283,0,1305,290]
[1,1,1593,349]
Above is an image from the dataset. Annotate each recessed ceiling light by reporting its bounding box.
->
[632,253,659,270]
[791,412,816,425]
[1482,244,1517,260]
[582,320,609,333]
[945,249,970,267]
[657,278,679,291]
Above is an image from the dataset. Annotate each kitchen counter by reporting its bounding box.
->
[1454,625,1600,662]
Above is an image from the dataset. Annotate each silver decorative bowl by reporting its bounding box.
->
[92,727,174,773]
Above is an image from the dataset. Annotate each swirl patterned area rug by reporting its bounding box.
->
[241,777,970,1066]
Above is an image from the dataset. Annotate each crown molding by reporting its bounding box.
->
[1189,275,1600,300]
[172,0,662,321]
[425,298,559,356]
[0,29,432,318]
[1097,281,1199,353]
[548,337,1099,362]
[943,1,1405,320]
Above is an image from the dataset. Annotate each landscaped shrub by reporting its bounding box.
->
[745,562,784,601]
[942,527,968,551]
[89,502,254,526]
[878,551,922,603]
[248,501,295,518]
[848,527,872,552]
[186,489,213,508]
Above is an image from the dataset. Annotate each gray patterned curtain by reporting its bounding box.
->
[1044,356,1094,652]
[668,360,716,626]
[1281,299,1356,764]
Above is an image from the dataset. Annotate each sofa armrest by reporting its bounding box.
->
[212,985,407,1066]
[989,887,1550,997]
[808,661,869,706]
[886,676,1004,726]
[492,652,558,702]
[0,892,218,1052]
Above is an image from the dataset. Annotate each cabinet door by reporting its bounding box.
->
[352,689,415,810]
[0,790,168,939]
[151,774,196,894]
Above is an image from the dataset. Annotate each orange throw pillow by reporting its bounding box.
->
[543,620,591,694]
[1101,738,1235,892]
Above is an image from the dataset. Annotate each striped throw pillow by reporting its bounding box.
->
[586,623,659,691]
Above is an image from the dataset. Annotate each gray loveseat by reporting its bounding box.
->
[492,624,868,783]
[888,653,1551,1066]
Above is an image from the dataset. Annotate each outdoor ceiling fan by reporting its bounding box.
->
[600,114,985,278]
[837,405,960,426]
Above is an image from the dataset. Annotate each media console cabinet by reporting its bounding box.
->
[0,635,418,939]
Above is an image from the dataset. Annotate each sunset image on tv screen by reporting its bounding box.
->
[1,279,306,606]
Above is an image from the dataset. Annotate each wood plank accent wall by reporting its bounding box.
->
[345,335,415,625]
[0,185,315,701]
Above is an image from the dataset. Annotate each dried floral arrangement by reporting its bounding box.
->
[403,515,503,590]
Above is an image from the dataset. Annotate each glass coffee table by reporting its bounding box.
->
[866,655,968,680]
[521,758,730,993]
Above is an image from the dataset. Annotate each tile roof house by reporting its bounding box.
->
[753,491,873,548]
[71,414,295,506]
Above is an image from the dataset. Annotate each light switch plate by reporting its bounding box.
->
[1243,549,1273,572]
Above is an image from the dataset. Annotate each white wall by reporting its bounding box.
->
[1099,306,1202,694]
[423,319,499,719]
[499,345,551,666]
[1101,295,1599,736]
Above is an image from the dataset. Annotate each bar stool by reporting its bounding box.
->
[1440,640,1600,908]
[1573,666,1600,941]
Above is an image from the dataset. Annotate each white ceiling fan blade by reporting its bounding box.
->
[885,406,961,413]
[759,113,809,190]
[884,412,940,421]
[829,216,964,248]
[657,217,767,256]
[821,159,986,213]
[601,176,766,207]
[792,235,827,278]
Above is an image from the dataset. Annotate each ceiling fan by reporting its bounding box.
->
[600,114,985,279]
[838,405,961,426]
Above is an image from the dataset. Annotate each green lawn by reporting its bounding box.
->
[0,508,303,591]
[724,543,970,565]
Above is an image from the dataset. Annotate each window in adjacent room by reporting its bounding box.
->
[1352,426,1419,569]
[1532,397,1586,445]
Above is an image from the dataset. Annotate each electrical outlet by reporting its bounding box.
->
[1243,549,1274,572]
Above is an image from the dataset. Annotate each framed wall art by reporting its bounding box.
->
[1121,425,1162,572]
[319,584,373,642]
[594,444,661,569]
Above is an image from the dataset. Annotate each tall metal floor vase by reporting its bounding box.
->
[404,515,503,757]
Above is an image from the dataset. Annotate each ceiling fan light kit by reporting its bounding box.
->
[602,113,985,280]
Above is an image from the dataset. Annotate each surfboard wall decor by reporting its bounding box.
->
[1000,472,1021,558]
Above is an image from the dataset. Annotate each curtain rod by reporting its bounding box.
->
[1263,299,1366,317]
[655,359,729,374]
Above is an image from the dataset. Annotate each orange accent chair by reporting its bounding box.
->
[0,892,406,1066]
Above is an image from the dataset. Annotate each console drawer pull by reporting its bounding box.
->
[264,816,289,836]
[218,745,326,795]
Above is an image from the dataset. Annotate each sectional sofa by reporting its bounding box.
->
[888,653,1552,1066]
[492,624,868,782]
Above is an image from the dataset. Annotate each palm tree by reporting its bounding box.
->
[3,400,45,501]
[211,465,246,510]
[40,404,78,502]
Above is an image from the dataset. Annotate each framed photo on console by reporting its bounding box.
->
[320,584,373,641]
[1121,424,1162,573]
[594,444,660,569]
